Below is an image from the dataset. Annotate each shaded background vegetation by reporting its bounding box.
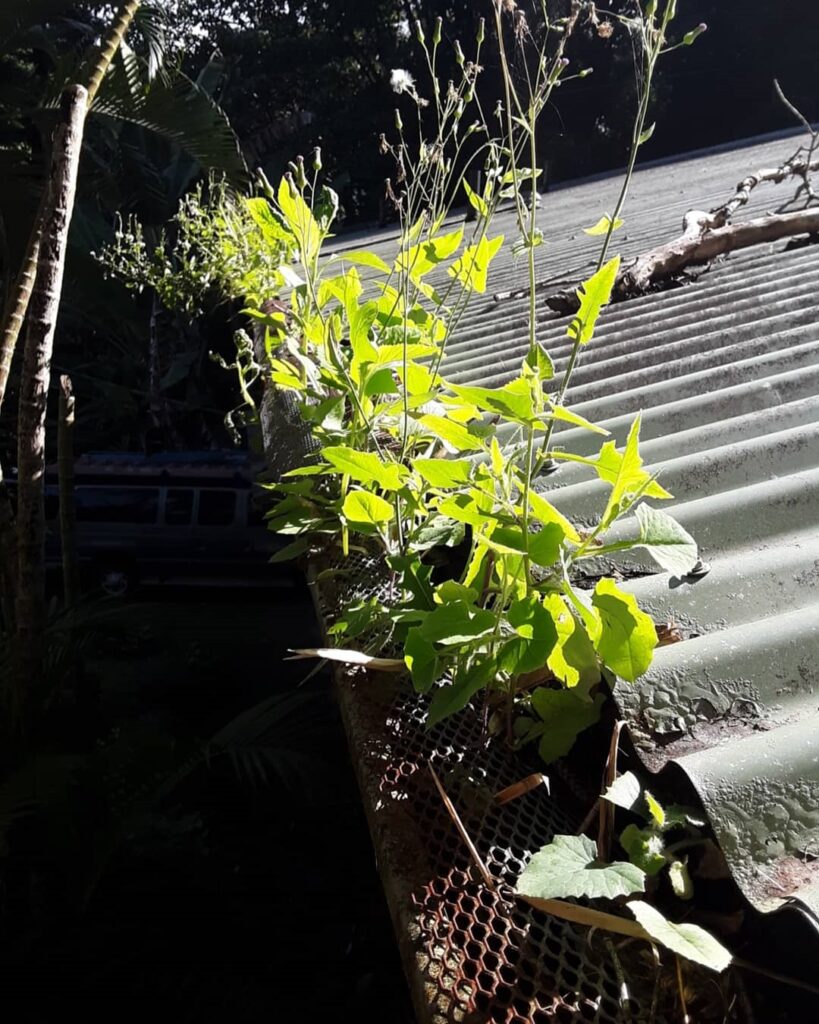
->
[2,0,818,456]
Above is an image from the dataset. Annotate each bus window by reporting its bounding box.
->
[197,489,236,526]
[165,488,194,525]
[75,486,159,524]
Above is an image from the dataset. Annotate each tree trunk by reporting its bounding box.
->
[58,374,80,609]
[0,1,142,413]
[15,85,87,695]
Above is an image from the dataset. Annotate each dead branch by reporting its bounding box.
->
[547,205,819,314]
[545,151,819,314]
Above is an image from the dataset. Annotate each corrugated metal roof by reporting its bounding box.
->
[331,130,819,927]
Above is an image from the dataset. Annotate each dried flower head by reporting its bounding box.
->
[390,68,415,94]
[597,20,614,39]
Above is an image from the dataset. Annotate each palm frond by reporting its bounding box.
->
[91,55,247,185]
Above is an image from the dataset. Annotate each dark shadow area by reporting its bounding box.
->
[0,583,413,1024]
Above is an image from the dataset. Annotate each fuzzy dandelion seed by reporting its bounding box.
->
[390,68,415,94]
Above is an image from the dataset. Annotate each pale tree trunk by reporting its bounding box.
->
[58,374,80,609]
[0,1,142,413]
[15,85,87,697]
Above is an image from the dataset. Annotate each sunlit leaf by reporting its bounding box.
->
[516,834,645,900]
[634,504,699,575]
[583,215,624,236]
[592,578,657,682]
[569,255,621,345]
[448,233,504,294]
[323,446,407,490]
[627,901,732,972]
[620,824,666,875]
[342,490,394,526]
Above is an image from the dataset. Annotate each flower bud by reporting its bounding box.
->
[454,39,465,66]
[414,19,424,44]
[312,146,322,171]
[477,18,485,45]
[433,16,442,45]
[395,107,403,132]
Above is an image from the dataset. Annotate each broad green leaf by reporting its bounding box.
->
[528,524,566,567]
[592,578,658,682]
[373,343,439,366]
[427,656,497,726]
[323,446,407,491]
[525,344,555,381]
[388,554,435,610]
[363,367,399,397]
[620,824,666,875]
[448,377,537,426]
[332,249,391,273]
[669,859,694,900]
[463,179,488,217]
[246,197,291,244]
[420,601,496,645]
[413,457,473,488]
[543,594,600,689]
[527,490,581,544]
[490,437,505,477]
[416,414,486,453]
[502,596,558,673]
[602,770,643,812]
[412,515,466,552]
[435,581,478,605]
[583,214,625,236]
[530,688,604,763]
[634,504,699,575]
[569,255,621,345]
[342,490,394,526]
[644,790,666,828]
[545,403,609,436]
[448,233,504,294]
[437,495,494,529]
[396,226,464,280]
[404,628,440,693]
[628,901,732,972]
[278,176,320,262]
[516,834,645,901]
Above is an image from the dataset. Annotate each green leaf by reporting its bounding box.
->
[528,523,566,567]
[364,367,399,397]
[530,688,604,763]
[602,770,643,812]
[620,824,666,876]
[569,256,621,345]
[545,403,609,436]
[543,594,601,689]
[412,516,466,552]
[600,414,671,527]
[278,176,320,262]
[332,249,391,273]
[638,122,656,146]
[413,457,473,489]
[503,596,558,673]
[388,554,436,610]
[668,859,694,900]
[269,536,310,563]
[628,901,732,972]
[525,344,554,381]
[463,179,489,217]
[342,490,394,526]
[583,215,624,236]
[396,226,464,280]
[527,491,581,545]
[323,446,407,491]
[427,656,497,726]
[420,601,496,645]
[644,790,666,828]
[448,376,536,426]
[516,834,645,901]
[634,504,699,575]
[416,414,485,453]
[592,578,657,682]
[404,628,440,693]
[448,233,504,294]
